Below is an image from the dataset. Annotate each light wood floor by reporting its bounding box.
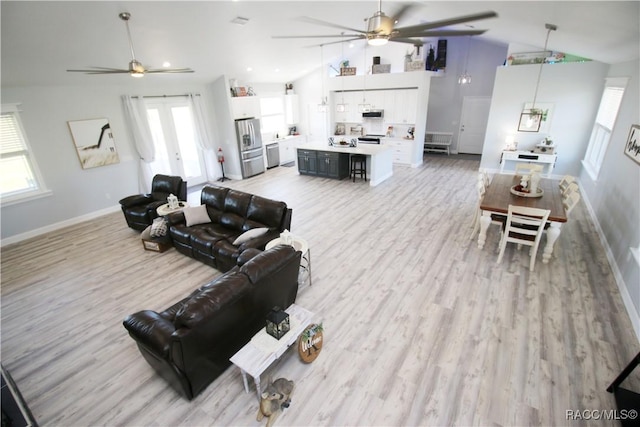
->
[2,155,639,426]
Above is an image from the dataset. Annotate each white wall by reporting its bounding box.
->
[579,60,640,337]
[426,37,508,152]
[1,82,216,241]
[481,60,609,176]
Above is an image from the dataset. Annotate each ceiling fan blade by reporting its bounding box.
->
[145,68,195,74]
[67,70,130,74]
[397,29,488,38]
[273,34,363,39]
[67,68,129,73]
[298,16,366,35]
[388,37,424,46]
[394,11,498,35]
[303,36,365,48]
[391,3,417,24]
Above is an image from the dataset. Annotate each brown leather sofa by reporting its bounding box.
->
[119,174,187,231]
[123,245,301,400]
[166,184,292,272]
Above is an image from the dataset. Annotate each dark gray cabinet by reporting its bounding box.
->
[297,149,317,175]
[317,151,349,179]
[297,149,349,180]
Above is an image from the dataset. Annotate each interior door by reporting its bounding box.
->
[458,96,491,154]
[146,101,207,186]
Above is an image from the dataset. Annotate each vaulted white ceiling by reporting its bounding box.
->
[1,1,638,88]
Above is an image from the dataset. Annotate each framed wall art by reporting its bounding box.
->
[68,118,119,169]
[518,103,554,133]
[518,109,542,132]
[624,124,640,166]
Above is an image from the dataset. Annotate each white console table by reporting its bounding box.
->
[500,150,557,177]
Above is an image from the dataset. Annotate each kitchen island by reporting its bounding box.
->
[296,141,393,187]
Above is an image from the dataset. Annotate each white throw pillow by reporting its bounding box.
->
[233,227,269,245]
[183,205,210,227]
[150,217,168,237]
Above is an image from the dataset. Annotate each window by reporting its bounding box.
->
[0,104,49,204]
[259,97,286,136]
[582,77,628,180]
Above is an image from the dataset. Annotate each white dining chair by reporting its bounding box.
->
[496,205,551,271]
[562,182,579,197]
[515,163,544,175]
[559,175,577,193]
[563,190,581,217]
[470,179,505,241]
[479,170,490,189]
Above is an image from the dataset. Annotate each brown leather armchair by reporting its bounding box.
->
[119,174,187,231]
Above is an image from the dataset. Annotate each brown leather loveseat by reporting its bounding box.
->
[123,245,301,400]
[166,184,292,272]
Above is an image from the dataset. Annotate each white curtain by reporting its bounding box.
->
[187,93,218,181]
[122,95,155,191]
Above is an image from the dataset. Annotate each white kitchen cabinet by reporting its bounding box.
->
[278,135,305,165]
[284,94,299,125]
[361,90,384,111]
[231,96,260,120]
[384,138,414,165]
[333,91,365,123]
[392,89,418,124]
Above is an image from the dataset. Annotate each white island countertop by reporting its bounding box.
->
[295,141,393,186]
[297,141,392,155]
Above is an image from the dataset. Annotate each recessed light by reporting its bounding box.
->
[162,61,171,68]
[231,16,249,25]
[275,68,280,72]
[247,67,253,72]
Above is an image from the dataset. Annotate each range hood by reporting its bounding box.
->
[362,110,383,118]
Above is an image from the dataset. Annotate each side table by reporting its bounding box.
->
[266,235,312,287]
[156,201,189,216]
[230,304,317,400]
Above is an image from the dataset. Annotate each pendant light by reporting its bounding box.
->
[336,33,348,113]
[358,42,371,113]
[519,23,557,131]
[317,44,328,113]
[457,37,472,85]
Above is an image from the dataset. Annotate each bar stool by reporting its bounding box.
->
[350,154,367,182]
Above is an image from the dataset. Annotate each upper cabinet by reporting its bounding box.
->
[231,96,260,120]
[332,88,419,124]
[393,89,418,124]
[284,95,299,125]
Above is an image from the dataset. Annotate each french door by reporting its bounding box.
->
[146,99,207,186]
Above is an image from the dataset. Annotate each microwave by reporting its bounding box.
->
[362,110,383,118]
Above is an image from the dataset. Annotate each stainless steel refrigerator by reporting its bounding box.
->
[235,117,265,178]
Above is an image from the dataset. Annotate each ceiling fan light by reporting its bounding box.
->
[368,35,389,46]
[130,71,145,78]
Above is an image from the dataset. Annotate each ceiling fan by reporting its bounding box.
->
[273,1,497,47]
[67,12,194,77]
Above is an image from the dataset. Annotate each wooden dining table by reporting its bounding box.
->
[478,174,567,263]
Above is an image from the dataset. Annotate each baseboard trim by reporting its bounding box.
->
[1,205,122,247]
[580,185,640,342]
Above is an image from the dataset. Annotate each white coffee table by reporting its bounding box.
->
[156,201,189,216]
[230,304,316,400]
[266,235,312,287]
